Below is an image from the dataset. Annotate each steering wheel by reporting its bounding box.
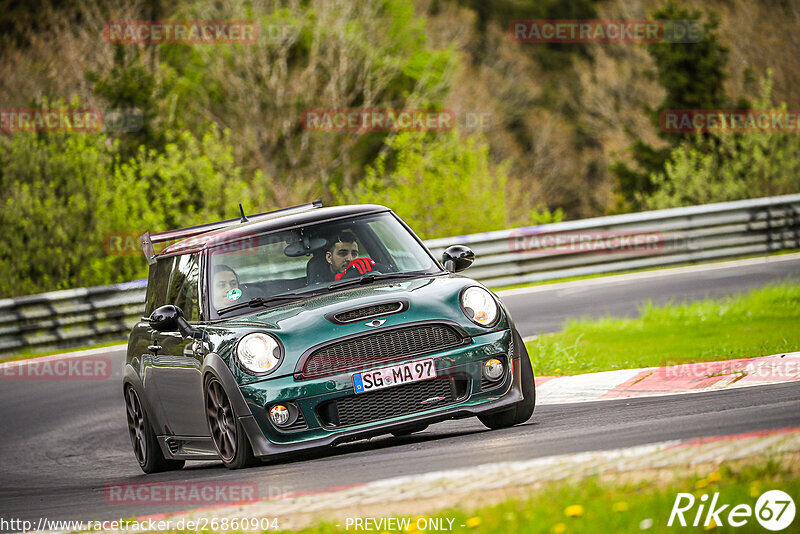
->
[337,259,386,280]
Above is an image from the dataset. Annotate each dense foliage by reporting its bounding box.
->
[645,75,800,208]
[0,0,798,296]
[611,2,733,209]
[0,125,264,295]
[335,130,513,239]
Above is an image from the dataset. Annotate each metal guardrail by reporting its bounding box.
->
[0,280,147,355]
[425,194,800,287]
[1,195,799,356]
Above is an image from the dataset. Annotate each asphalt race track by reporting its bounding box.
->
[1,257,799,525]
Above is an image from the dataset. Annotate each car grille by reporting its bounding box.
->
[480,375,498,390]
[333,302,404,323]
[317,376,468,427]
[282,410,308,432]
[300,323,464,379]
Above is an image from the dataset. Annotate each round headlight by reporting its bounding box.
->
[461,286,499,327]
[236,333,282,375]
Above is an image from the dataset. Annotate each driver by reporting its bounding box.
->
[212,264,240,309]
[324,231,376,282]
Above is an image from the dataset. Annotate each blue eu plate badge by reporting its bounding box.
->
[352,373,365,393]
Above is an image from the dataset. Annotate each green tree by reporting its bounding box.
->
[156,0,458,198]
[333,130,510,239]
[456,0,599,68]
[0,131,128,296]
[613,2,733,209]
[113,128,267,232]
[0,123,269,297]
[644,74,800,209]
[87,50,164,160]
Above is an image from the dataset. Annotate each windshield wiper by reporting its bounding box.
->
[327,272,429,291]
[217,294,304,316]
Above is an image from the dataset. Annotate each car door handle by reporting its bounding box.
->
[147,345,162,353]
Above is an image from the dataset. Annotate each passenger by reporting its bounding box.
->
[212,264,240,309]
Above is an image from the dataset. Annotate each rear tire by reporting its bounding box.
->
[205,377,259,469]
[478,330,536,430]
[125,386,185,474]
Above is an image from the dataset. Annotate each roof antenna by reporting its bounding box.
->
[238,203,249,223]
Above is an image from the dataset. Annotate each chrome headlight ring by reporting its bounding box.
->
[460,286,500,327]
[235,332,284,375]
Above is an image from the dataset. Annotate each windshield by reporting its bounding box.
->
[207,212,441,317]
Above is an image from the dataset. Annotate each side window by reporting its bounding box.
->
[144,257,175,316]
[167,254,201,322]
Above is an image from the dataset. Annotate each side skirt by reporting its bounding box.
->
[157,436,219,460]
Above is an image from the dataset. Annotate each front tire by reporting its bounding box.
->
[205,377,259,469]
[125,386,185,473]
[478,330,536,430]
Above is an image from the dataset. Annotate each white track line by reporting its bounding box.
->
[0,344,126,369]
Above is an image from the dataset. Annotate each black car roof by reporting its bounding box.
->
[158,204,391,257]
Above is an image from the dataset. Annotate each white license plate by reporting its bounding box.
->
[352,358,436,394]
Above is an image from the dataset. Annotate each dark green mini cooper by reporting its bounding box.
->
[124,202,535,471]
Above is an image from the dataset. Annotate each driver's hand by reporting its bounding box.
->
[334,258,376,281]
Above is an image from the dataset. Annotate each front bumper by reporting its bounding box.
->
[235,329,522,458]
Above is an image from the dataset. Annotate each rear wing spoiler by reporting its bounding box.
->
[139,199,323,264]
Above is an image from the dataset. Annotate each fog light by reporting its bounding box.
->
[269,405,290,427]
[483,358,504,381]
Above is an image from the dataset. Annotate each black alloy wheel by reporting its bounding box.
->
[204,377,258,469]
[125,387,147,464]
[125,385,184,473]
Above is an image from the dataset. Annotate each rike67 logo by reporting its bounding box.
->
[669,490,795,531]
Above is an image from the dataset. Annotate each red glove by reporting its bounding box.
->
[334,258,376,281]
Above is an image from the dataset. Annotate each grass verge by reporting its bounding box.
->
[278,453,798,534]
[526,283,800,376]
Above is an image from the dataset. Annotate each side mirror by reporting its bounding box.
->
[149,305,196,337]
[442,245,475,273]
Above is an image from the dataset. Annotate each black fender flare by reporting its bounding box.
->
[200,353,276,457]
[507,316,536,403]
[201,353,253,419]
